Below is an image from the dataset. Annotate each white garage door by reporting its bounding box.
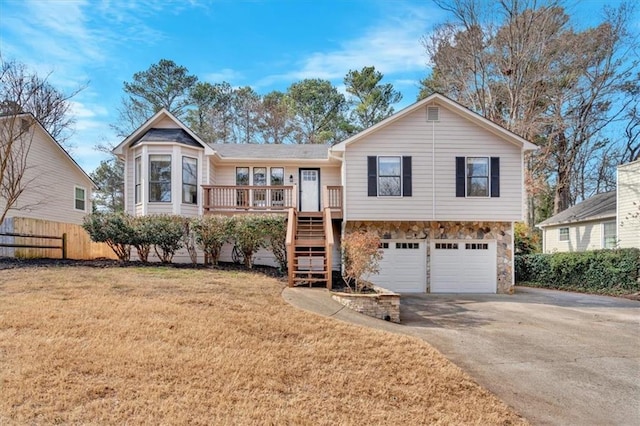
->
[371,241,426,293]
[430,240,497,293]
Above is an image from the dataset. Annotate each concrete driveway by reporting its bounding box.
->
[283,286,640,425]
[400,287,640,426]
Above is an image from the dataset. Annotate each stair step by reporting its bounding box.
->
[295,239,326,247]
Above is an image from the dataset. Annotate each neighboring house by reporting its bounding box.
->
[0,113,95,225]
[617,160,640,249]
[537,160,639,252]
[113,93,537,294]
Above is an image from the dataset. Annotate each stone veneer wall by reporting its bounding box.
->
[331,286,401,323]
[345,221,514,293]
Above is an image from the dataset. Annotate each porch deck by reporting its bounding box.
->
[202,185,343,218]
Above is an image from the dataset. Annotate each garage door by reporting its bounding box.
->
[372,241,426,293]
[430,240,496,293]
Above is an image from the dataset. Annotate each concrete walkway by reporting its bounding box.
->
[282,286,640,426]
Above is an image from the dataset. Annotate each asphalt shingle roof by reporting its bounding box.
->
[133,128,202,147]
[209,143,329,159]
[537,191,617,227]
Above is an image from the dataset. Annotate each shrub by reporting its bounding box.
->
[514,222,541,254]
[516,248,640,294]
[82,212,133,262]
[130,215,154,262]
[261,215,288,271]
[342,231,383,293]
[181,217,198,265]
[229,215,269,269]
[192,215,230,266]
[145,215,185,263]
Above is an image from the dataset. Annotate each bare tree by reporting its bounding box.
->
[0,59,78,224]
[422,0,639,221]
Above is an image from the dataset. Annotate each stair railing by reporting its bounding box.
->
[324,205,334,289]
[286,207,297,287]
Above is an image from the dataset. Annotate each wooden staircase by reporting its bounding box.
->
[288,211,333,288]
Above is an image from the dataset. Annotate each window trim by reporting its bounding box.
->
[74,185,86,212]
[456,156,499,198]
[559,227,570,242]
[602,221,616,249]
[149,154,172,203]
[236,167,250,186]
[181,156,198,205]
[134,156,142,205]
[465,156,490,198]
[377,155,402,197]
[270,167,284,186]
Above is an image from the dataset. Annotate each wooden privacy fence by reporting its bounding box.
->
[0,217,116,260]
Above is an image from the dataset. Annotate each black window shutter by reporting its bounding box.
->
[455,157,465,197]
[402,156,412,196]
[367,156,377,196]
[490,157,500,197]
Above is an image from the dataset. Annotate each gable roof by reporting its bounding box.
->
[331,93,539,152]
[112,109,209,156]
[537,191,617,228]
[209,143,329,160]
[0,113,96,189]
[132,128,201,147]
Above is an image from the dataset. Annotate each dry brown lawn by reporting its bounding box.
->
[0,266,527,425]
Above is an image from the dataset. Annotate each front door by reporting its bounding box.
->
[299,168,320,211]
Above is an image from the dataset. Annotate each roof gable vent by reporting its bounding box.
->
[426,106,439,122]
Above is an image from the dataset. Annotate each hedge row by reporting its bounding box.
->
[515,248,640,294]
[83,213,287,270]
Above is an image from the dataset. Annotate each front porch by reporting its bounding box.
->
[202,185,343,289]
[202,185,343,218]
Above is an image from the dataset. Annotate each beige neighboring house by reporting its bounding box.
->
[616,159,640,248]
[0,113,95,225]
[537,159,640,253]
[114,93,537,294]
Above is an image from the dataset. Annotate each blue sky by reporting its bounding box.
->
[0,0,635,174]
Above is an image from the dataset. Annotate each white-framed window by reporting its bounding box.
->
[603,221,616,249]
[559,227,569,242]
[270,167,285,206]
[466,157,489,197]
[378,156,401,196]
[134,156,142,204]
[435,242,459,250]
[236,167,249,185]
[182,156,197,204]
[149,155,171,202]
[74,186,86,211]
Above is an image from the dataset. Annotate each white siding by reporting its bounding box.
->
[1,124,93,225]
[344,102,524,222]
[542,220,614,253]
[617,161,640,248]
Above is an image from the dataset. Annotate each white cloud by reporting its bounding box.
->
[204,68,244,83]
[257,4,439,88]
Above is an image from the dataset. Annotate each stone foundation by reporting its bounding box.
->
[345,221,514,294]
[331,286,400,323]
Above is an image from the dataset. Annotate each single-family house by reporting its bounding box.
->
[113,93,537,294]
[537,160,639,253]
[0,113,95,225]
